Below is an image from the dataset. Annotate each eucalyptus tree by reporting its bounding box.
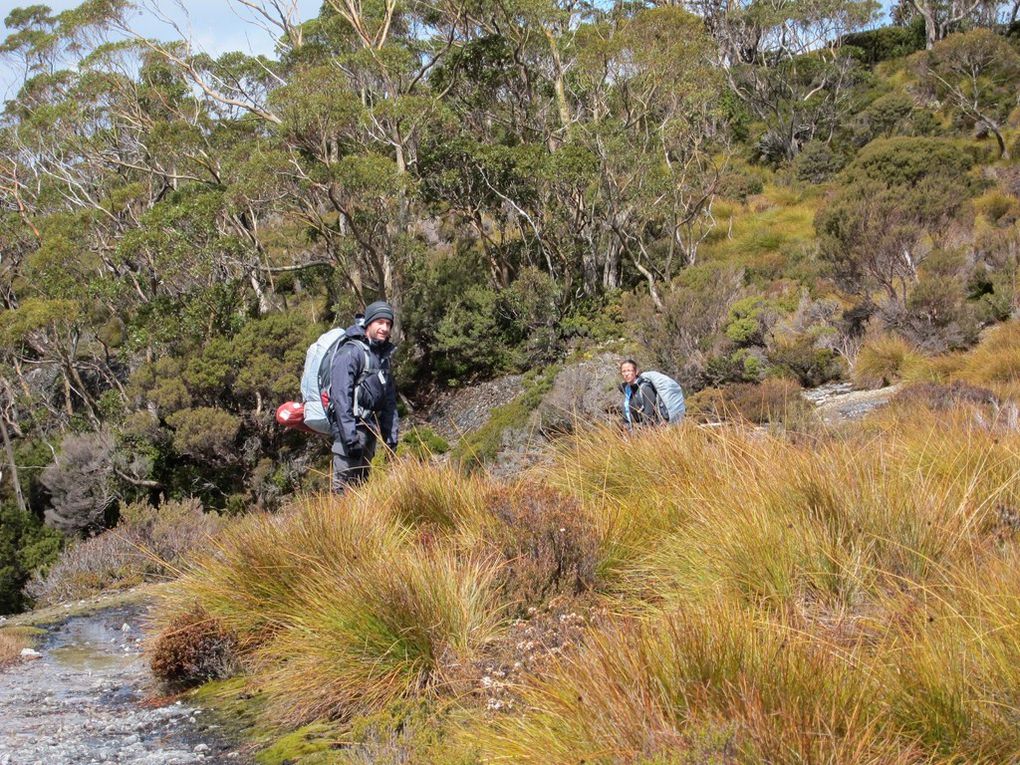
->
[709,0,878,162]
[571,6,725,306]
[914,29,1020,159]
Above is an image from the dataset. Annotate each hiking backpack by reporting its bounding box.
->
[297,328,372,435]
[639,371,686,423]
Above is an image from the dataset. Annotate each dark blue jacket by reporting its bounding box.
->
[328,325,398,451]
[620,377,666,428]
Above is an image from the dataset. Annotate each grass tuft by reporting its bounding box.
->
[150,396,1020,764]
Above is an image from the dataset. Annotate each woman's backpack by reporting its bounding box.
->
[638,371,686,423]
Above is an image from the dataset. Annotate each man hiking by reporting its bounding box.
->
[328,301,399,493]
[619,359,685,428]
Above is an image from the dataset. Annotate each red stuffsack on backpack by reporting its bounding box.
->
[275,401,318,434]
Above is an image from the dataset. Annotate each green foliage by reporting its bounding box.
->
[407,258,563,384]
[4,0,1020,573]
[841,136,976,188]
[917,29,1020,158]
[399,427,450,459]
[725,296,774,346]
[0,501,63,614]
[817,137,979,301]
[792,141,845,183]
[842,20,926,64]
[165,407,240,463]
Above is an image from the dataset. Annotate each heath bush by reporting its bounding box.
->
[150,606,239,689]
[28,497,220,606]
[165,407,241,463]
[487,483,600,613]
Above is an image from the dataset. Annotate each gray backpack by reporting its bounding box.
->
[298,328,370,434]
[639,371,686,423]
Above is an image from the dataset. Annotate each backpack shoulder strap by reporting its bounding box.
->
[353,340,373,383]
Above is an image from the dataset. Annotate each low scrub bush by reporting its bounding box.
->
[150,606,239,689]
[27,498,220,606]
[487,484,600,613]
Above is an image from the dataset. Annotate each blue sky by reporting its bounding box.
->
[1,0,322,102]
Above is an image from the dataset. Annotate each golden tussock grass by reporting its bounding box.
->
[0,629,32,666]
[153,396,1020,762]
[852,334,930,388]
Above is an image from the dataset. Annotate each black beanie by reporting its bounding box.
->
[362,300,394,327]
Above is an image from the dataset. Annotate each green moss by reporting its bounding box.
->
[256,722,342,765]
[188,678,274,751]
[332,700,479,765]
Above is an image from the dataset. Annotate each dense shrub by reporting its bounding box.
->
[488,484,600,613]
[792,141,844,183]
[766,332,844,387]
[0,501,63,614]
[717,167,765,202]
[150,606,239,689]
[27,498,220,606]
[405,258,564,385]
[842,21,925,64]
[850,92,919,146]
[817,138,978,302]
[165,407,241,463]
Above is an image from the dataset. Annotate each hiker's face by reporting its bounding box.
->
[620,363,638,385]
[367,318,392,342]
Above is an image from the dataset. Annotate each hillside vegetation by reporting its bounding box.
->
[3,0,1020,755]
[148,372,1020,763]
[1,0,1020,636]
